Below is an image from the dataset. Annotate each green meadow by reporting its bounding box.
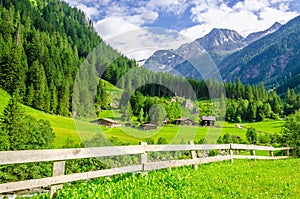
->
[31,159,300,199]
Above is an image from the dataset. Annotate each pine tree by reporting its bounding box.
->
[1,93,27,150]
[138,108,144,123]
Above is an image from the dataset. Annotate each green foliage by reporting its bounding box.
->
[137,108,144,123]
[149,104,167,125]
[0,0,135,118]
[157,137,167,144]
[120,102,133,122]
[281,109,300,155]
[0,162,52,184]
[95,79,112,115]
[246,127,258,144]
[0,94,55,150]
[0,93,55,183]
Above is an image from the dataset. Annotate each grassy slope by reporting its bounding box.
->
[0,89,83,148]
[243,120,285,134]
[34,159,300,198]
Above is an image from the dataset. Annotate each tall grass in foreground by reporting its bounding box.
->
[31,159,300,199]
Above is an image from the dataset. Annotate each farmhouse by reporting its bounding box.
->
[92,118,121,128]
[141,123,157,130]
[174,118,195,126]
[201,116,216,126]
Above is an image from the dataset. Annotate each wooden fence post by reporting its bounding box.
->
[250,148,256,161]
[293,147,297,157]
[229,143,234,164]
[189,140,198,170]
[285,145,289,157]
[50,161,65,198]
[269,150,274,157]
[140,142,148,173]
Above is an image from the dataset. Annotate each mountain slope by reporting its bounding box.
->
[0,0,136,117]
[196,28,245,51]
[244,22,282,44]
[144,23,281,78]
[219,15,300,88]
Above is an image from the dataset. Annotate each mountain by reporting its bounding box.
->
[245,22,282,44]
[143,42,205,73]
[219,15,300,91]
[144,23,281,77]
[143,28,244,73]
[196,28,245,51]
[143,50,184,72]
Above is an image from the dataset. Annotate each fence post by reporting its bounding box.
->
[50,161,65,198]
[229,143,234,164]
[269,150,274,157]
[140,142,148,173]
[189,140,198,170]
[250,147,256,161]
[293,147,297,157]
[285,145,289,157]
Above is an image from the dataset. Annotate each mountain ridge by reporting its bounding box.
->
[219,15,300,90]
[143,22,282,75]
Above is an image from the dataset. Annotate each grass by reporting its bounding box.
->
[31,158,300,198]
[100,122,248,145]
[103,80,123,93]
[0,89,88,148]
[243,120,285,134]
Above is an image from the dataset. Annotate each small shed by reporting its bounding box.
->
[92,118,121,128]
[141,123,157,131]
[174,118,195,126]
[201,116,216,126]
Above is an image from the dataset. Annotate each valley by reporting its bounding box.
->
[0,0,299,198]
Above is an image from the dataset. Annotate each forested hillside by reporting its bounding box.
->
[0,0,136,116]
[219,15,300,90]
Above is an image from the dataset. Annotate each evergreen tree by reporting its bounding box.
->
[282,110,300,156]
[121,102,132,122]
[1,93,28,150]
[138,108,144,123]
[246,127,258,144]
[149,104,167,125]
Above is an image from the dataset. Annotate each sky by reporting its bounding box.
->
[63,0,300,60]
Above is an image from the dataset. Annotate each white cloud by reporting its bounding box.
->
[64,0,300,59]
[180,0,299,40]
[76,4,99,19]
[146,0,189,15]
[105,28,192,60]
[94,17,140,40]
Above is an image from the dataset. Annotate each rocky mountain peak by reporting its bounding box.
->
[245,22,282,44]
[196,28,244,49]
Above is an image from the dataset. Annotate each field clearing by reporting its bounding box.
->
[243,120,285,134]
[31,159,300,198]
[103,123,247,144]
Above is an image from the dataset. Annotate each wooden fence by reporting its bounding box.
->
[0,142,296,198]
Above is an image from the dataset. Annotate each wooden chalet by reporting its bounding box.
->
[201,116,216,126]
[174,118,195,126]
[92,118,121,128]
[141,123,157,131]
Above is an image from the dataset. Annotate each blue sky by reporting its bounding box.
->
[64,0,300,60]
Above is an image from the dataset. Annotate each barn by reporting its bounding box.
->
[92,118,121,128]
[201,116,216,126]
[174,118,195,126]
[141,123,157,130]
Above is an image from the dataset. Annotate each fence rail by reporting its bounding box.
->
[0,143,296,197]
